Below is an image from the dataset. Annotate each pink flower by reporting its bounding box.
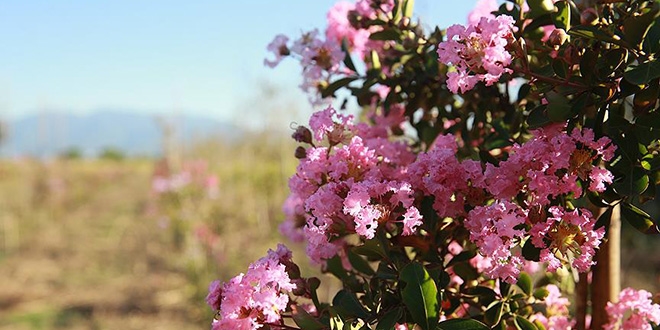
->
[206,280,222,310]
[465,201,528,283]
[326,1,371,58]
[530,285,575,330]
[264,34,290,68]
[605,287,660,330]
[207,245,298,330]
[401,207,422,236]
[437,15,515,93]
[467,0,498,25]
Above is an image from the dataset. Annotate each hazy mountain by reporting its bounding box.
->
[1,110,240,158]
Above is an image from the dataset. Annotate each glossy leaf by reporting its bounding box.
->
[292,305,326,330]
[546,92,573,121]
[484,302,504,326]
[620,202,659,234]
[552,0,570,30]
[623,7,659,48]
[514,316,539,330]
[527,105,551,128]
[370,29,401,41]
[322,77,358,98]
[624,59,660,85]
[375,308,403,330]
[347,248,375,275]
[522,237,542,261]
[341,39,358,73]
[400,262,439,330]
[332,290,371,320]
[516,272,533,296]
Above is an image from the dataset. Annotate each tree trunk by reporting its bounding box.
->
[589,204,621,329]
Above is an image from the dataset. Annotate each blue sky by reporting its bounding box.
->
[0,1,476,125]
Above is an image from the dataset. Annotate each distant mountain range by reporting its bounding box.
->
[0,111,241,158]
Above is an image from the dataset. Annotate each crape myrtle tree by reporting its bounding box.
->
[206,0,660,329]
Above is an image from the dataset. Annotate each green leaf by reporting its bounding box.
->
[514,316,539,330]
[533,288,550,300]
[545,91,573,122]
[527,105,551,129]
[376,261,399,280]
[370,50,381,71]
[623,7,659,48]
[376,308,403,330]
[516,272,533,296]
[403,0,415,18]
[332,290,371,320]
[327,256,350,281]
[620,202,659,234]
[353,239,387,259]
[400,262,439,330]
[633,79,660,114]
[341,39,358,73]
[613,167,649,196]
[526,0,555,19]
[292,305,326,330]
[644,17,660,53]
[568,26,629,47]
[330,310,345,330]
[552,58,568,79]
[624,59,660,85]
[322,77,358,98]
[446,250,477,268]
[484,302,504,326]
[308,277,322,308]
[462,286,498,301]
[347,248,375,275]
[370,29,401,41]
[597,48,628,80]
[551,0,570,30]
[437,319,489,330]
[580,49,598,82]
[522,238,542,261]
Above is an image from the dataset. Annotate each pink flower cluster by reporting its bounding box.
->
[408,134,485,219]
[531,285,575,330]
[283,106,419,263]
[465,201,527,283]
[604,287,660,330]
[532,206,604,273]
[326,0,394,59]
[437,15,515,93]
[286,107,616,281]
[206,244,297,330]
[463,124,613,282]
[265,29,344,105]
[483,124,615,204]
[151,160,218,198]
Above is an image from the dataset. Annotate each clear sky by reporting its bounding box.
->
[0,0,477,126]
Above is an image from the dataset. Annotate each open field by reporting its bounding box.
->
[0,135,657,329]
[0,136,337,330]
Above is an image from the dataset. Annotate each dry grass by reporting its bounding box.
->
[0,135,324,329]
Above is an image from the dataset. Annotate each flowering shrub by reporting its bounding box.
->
[210,0,660,329]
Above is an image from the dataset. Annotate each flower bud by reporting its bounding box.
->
[292,126,313,144]
[547,28,568,47]
[295,146,307,159]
